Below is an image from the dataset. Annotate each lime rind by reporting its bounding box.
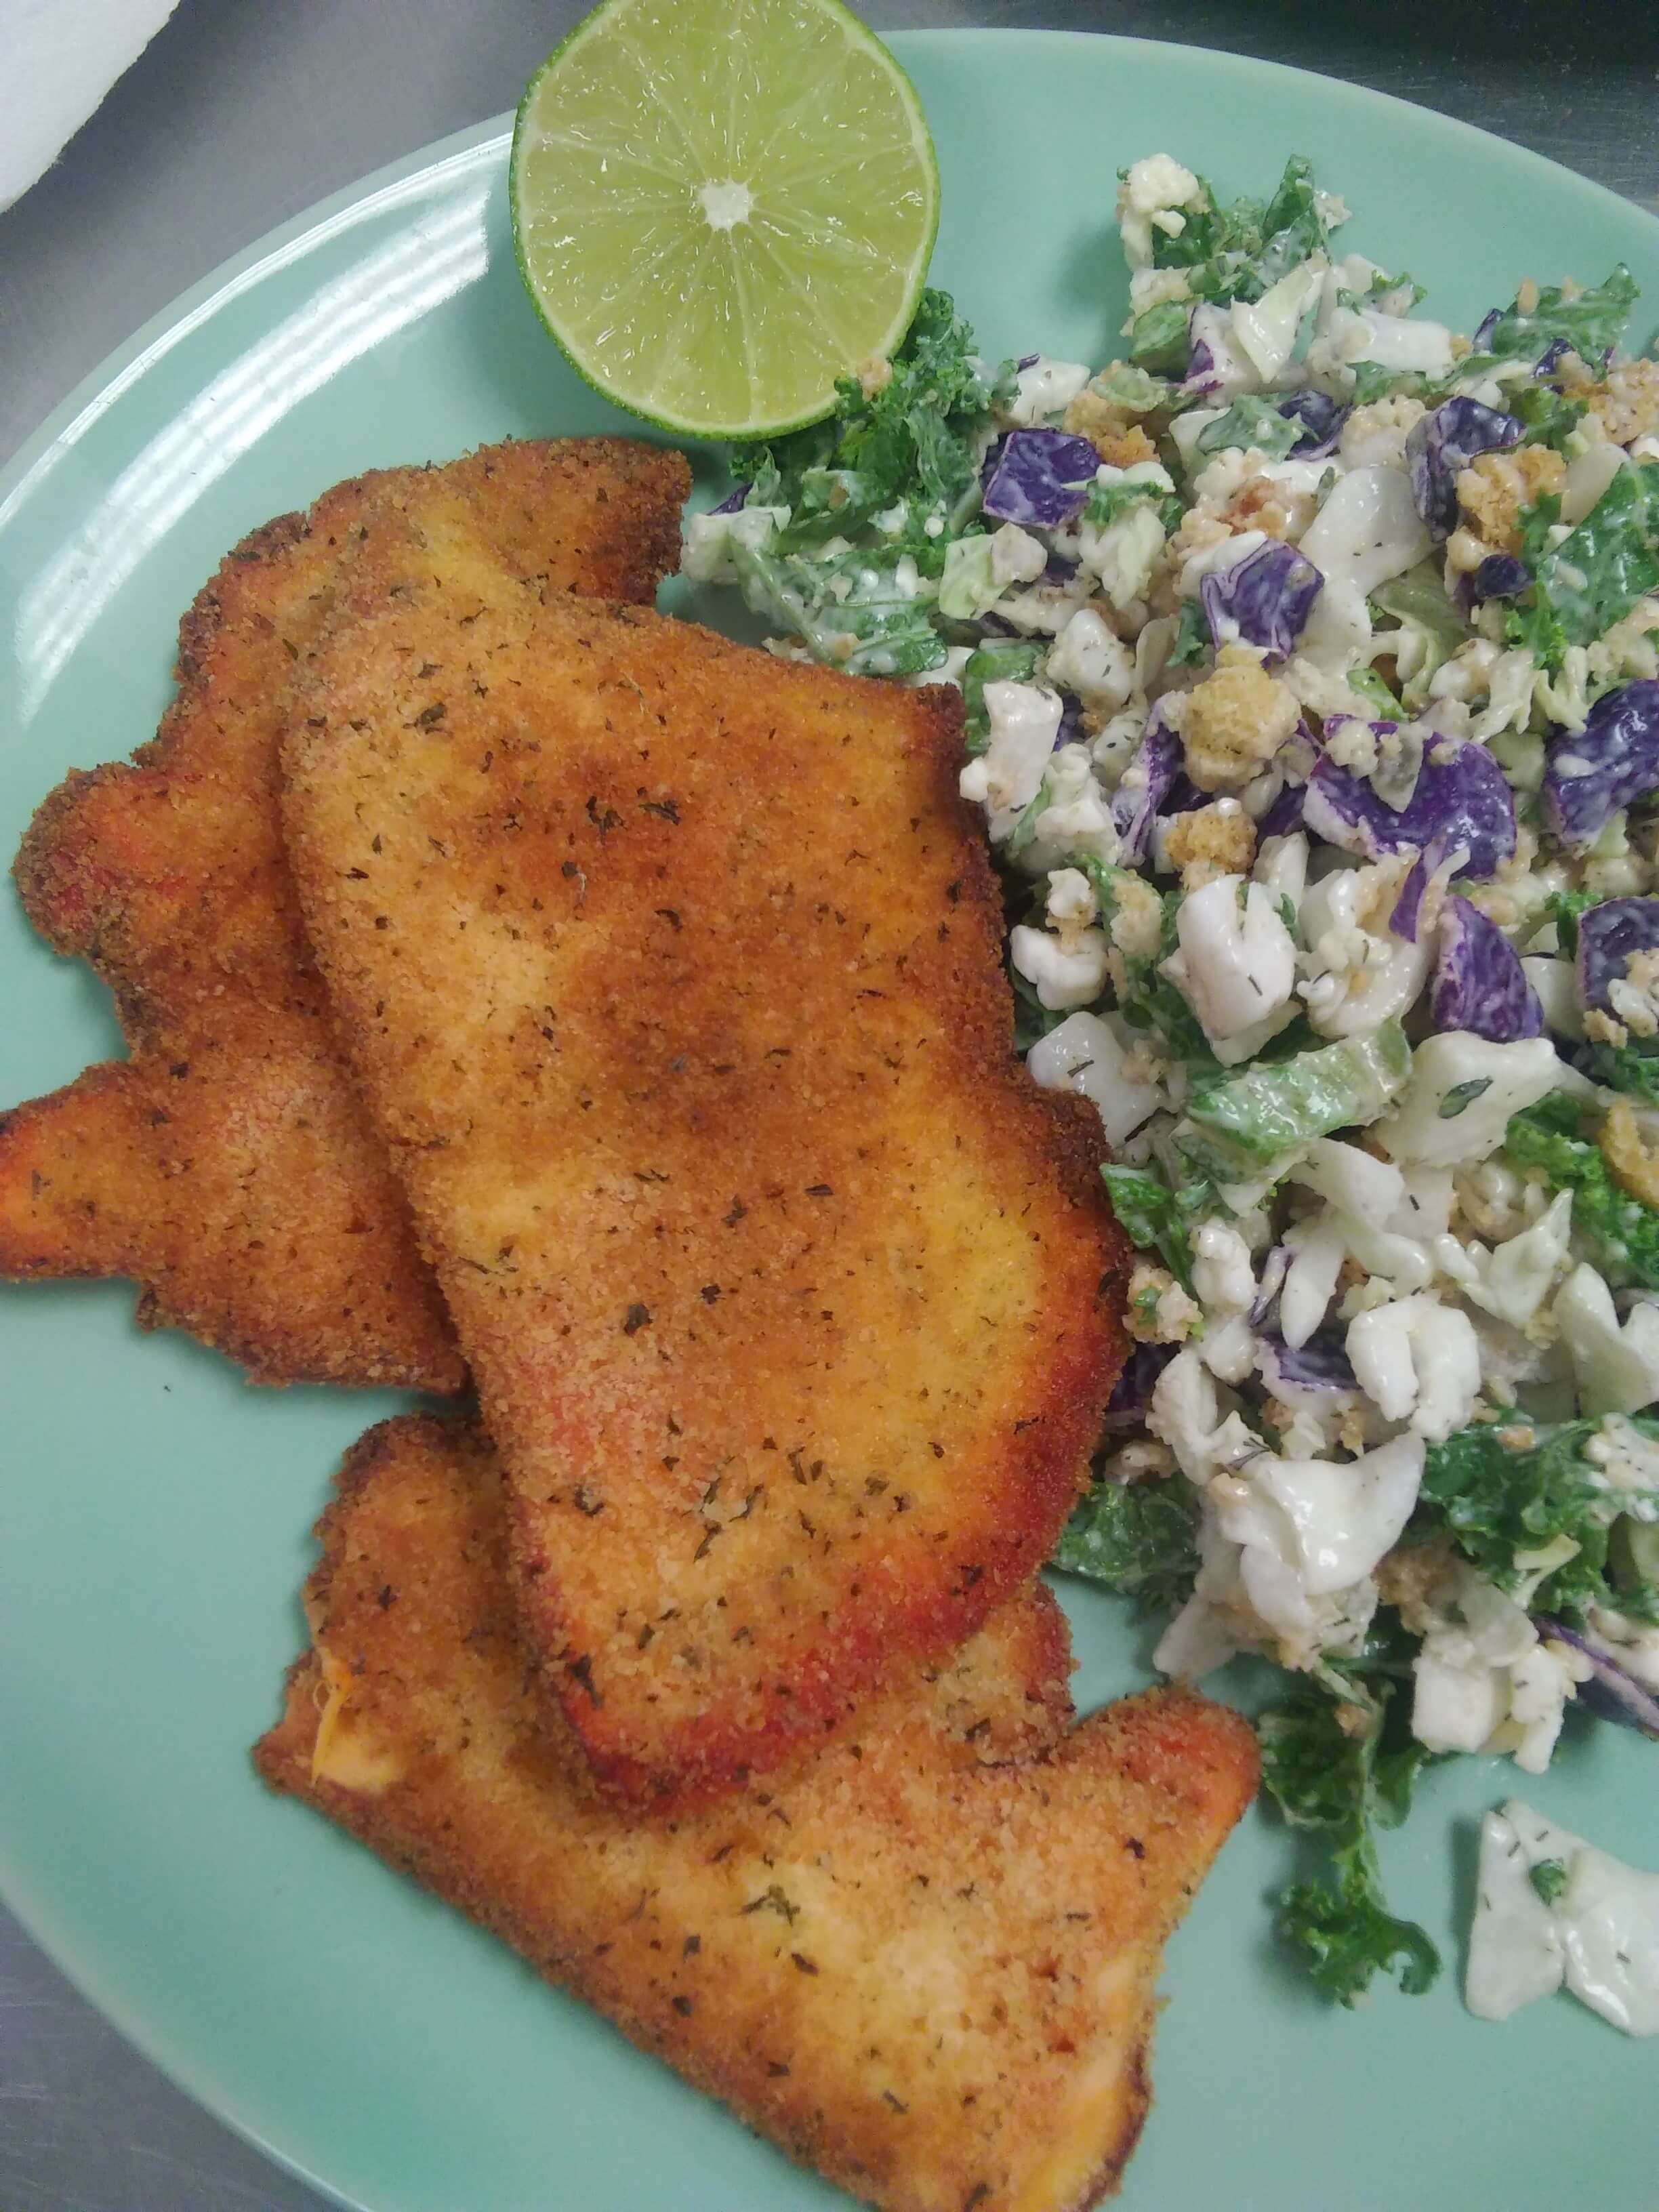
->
[508,0,939,441]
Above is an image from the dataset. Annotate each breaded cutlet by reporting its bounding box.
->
[255,1413,1259,2212]
[280,591,1133,1809]
[0,437,689,1387]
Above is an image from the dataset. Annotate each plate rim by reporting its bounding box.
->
[4,26,1659,2212]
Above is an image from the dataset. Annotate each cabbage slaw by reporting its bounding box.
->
[682,151,1659,2013]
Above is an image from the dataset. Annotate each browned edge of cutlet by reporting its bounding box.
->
[1,437,691,1387]
[254,1412,1258,2212]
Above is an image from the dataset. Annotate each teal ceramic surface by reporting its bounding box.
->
[1,33,1656,2212]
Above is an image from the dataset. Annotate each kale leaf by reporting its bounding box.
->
[729,287,1012,543]
[1419,1413,1612,1612]
[1504,1091,1659,1290]
[1052,1470,1200,1611]
[729,539,947,678]
[1508,464,1659,669]
[1477,264,1639,369]
[1098,1160,1216,1294]
[1258,1681,1441,2005]
[1151,155,1332,304]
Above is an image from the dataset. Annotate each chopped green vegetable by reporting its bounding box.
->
[729,287,1011,553]
[1530,1858,1570,1906]
[1195,392,1300,461]
[1508,464,1659,670]
[1082,478,1185,533]
[1504,1090,1659,1290]
[1052,1470,1200,1611]
[1372,560,1469,654]
[1416,1410,1647,1613]
[1168,597,1210,668]
[1477,264,1639,369]
[1347,666,1406,720]
[1351,360,1421,407]
[1150,154,1333,303]
[1587,1040,1659,1103]
[1180,1023,1412,1174]
[1099,1161,1216,1295]
[1127,300,1192,377]
[730,538,947,678]
[1439,1077,1494,1119]
[1089,361,1174,415]
[1259,1683,1441,2006]
[1509,380,1589,454]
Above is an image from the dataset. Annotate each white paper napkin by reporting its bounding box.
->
[1,0,181,211]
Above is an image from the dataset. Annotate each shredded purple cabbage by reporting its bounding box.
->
[1109,705,1182,863]
[1471,552,1530,601]
[1406,398,1523,541]
[1430,895,1544,1040]
[1576,896,1659,1017]
[1277,390,1346,459]
[1258,1330,1360,1397]
[711,483,752,516]
[981,428,1100,529]
[1102,1343,1176,1429]
[1302,727,1517,880]
[1543,680,1659,851]
[1200,538,1324,661]
[1181,304,1233,397]
[1536,1619,1659,1741]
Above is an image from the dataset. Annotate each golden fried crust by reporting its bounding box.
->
[255,1414,1258,2212]
[281,594,1134,1804]
[2,438,690,1387]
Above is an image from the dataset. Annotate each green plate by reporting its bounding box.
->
[1,32,1656,2212]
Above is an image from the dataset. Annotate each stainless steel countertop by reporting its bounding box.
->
[2,3,1657,2206]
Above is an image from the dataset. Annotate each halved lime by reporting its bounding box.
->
[509,0,939,441]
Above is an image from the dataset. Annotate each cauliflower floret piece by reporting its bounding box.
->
[1296,855,1433,1039]
[1127,1261,1202,1344]
[1586,595,1659,689]
[988,523,1048,587]
[1346,1292,1482,1441]
[1160,873,1298,1044]
[1004,356,1092,426]
[1161,798,1258,888]
[1179,643,1302,791]
[1411,1568,1594,1774]
[1192,1221,1256,1315]
[1460,1189,1575,1334]
[1553,1262,1659,1414]
[1337,394,1427,469]
[1380,1034,1560,1165]
[1146,1348,1260,1484]
[1030,741,1122,865]
[1080,502,1167,613]
[1116,153,1204,266]
[1046,606,1136,710]
[1009,922,1109,1012]
[957,679,1063,825]
[1026,1010,1163,1148]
